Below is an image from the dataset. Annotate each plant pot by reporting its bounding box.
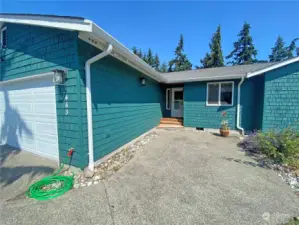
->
[220,129,230,137]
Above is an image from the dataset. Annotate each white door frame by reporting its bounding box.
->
[171,87,184,118]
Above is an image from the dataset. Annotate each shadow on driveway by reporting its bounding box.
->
[0,145,56,202]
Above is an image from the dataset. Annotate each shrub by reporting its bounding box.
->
[240,127,299,168]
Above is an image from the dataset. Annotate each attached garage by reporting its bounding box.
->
[0,74,59,161]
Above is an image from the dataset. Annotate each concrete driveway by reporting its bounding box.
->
[0,144,57,202]
[1,129,299,225]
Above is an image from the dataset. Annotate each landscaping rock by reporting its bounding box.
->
[71,131,158,190]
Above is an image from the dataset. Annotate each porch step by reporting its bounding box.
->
[157,124,184,128]
[160,118,183,125]
[158,118,183,128]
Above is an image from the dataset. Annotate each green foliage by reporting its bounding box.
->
[153,54,160,71]
[137,49,143,58]
[147,48,154,67]
[283,217,299,225]
[269,36,289,62]
[201,25,224,68]
[243,128,299,168]
[132,47,161,71]
[132,46,138,55]
[160,62,168,73]
[286,38,299,59]
[168,34,192,72]
[226,22,257,65]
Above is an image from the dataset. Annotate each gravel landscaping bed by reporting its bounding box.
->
[64,131,159,189]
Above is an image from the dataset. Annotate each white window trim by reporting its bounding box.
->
[166,88,171,110]
[1,26,7,49]
[206,81,234,106]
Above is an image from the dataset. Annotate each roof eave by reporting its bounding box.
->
[0,14,166,82]
[89,23,166,82]
[247,57,299,78]
[0,14,92,32]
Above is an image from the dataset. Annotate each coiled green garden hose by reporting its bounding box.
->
[26,163,74,201]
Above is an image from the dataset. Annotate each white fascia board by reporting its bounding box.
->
[90,23,166,82]
[164,74,244,84]
[247,56,299,78]
[0,14,92,32]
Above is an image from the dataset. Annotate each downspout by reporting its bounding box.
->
[85,44,113,174]
[236,76,245,135]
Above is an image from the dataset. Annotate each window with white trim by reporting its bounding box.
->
[206,82,233,106]
[166,88,171,110]
[1,27,7,49]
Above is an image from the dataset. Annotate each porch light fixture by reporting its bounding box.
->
[140,77,146,86]
[52,69,66,85]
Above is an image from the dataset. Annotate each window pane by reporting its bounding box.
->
[208,83,219,105]
[174,91,183,100]
[221,83,233,105]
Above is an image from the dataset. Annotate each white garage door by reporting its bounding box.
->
[0,74,59,161]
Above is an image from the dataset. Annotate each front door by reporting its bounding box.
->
[171,88,184,118]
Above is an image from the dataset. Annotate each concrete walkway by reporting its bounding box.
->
[1,130,299,225]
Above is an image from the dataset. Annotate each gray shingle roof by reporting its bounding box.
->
[161,62,277,83]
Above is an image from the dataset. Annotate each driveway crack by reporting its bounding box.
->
[102,180,116,225]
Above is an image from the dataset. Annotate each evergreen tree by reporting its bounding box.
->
[200,53,212,68]
[137,48,143,58]
[286,38,299,58]
[142,52,148,63]
[226,22,257,65]
[200,25,224,68]
[132,46,138,55]
[269,36,288,62]
[160,62,168,72]
[168,34,192,71]
[147,48,154,67]
[153,54,160,71]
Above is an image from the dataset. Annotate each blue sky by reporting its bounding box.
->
[1,1,299,67]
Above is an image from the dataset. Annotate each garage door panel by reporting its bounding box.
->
[34,93,56,103]
[36,134,58,145]
[15,121,34,139]
[9,103,33,114]
[0,75,59,161]
[18,137,35,149]
[34,103,57,114]
[35,122,57,136]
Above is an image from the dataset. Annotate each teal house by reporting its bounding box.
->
[1,14,299,171]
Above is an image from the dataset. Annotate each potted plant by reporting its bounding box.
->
[220,111,230,137]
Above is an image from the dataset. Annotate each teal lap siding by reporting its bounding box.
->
[240,76,264,132]
[78,40,162,162]
[184,81,238,129]
[262,62,299,131]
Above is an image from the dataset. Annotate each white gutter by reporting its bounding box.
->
[236,76,245,135]
[85,44,113,173]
